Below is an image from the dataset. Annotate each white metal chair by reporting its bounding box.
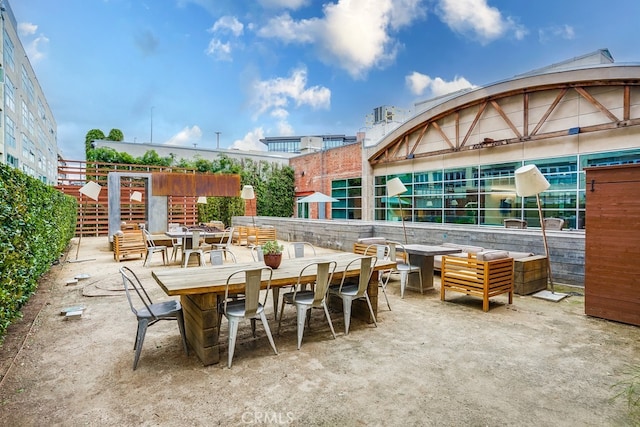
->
[119,266,188,370]
[277,261,337,349]
[365,243,392,311]
[209,248,237,266]
[181,229,205,268]
[250,245,264,262]
[212,227,235,256]
[328,256,377,335]
[218,266,278,368]
[287,242,316,259]
[142,228,168,267]
[387,241,423,298]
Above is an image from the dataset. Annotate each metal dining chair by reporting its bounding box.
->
[365,243,393,311]
[142,228,168,267]
[328,256,378,335]
[287,242,316,259]
[182,228,205,268]
[119,266,188,370]
[277,261,337,349]
[218,266,278,368]
[209,248,237,266]
[386,241,423,298]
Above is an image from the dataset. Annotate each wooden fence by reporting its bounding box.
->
[56,159,219,237]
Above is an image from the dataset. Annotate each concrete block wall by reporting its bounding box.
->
[232,216,585,287]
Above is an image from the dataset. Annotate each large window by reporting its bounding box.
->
[331,178,362,219]
[3,30,14,71]
[374,149,640,230]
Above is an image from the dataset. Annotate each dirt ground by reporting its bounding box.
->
[0,236,639,426]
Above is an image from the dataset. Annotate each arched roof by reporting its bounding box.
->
[369,64,640,165]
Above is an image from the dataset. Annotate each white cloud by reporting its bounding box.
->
[257,13,317,43]
[251,67,330,119]
[205,39,232,60]
[539,24,575,43]
[257,0,426,79]
[406,71,476,97]
[209,16,244,37]
[25,35,49,63]
[18,22,38,36]
[229,127,267,151]
[436,0,526,44]
[258,0,309,9]
[163,125,203,146]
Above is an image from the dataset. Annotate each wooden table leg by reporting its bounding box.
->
[180,293,221,366]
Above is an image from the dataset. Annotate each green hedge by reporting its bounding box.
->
[0,164,77,342]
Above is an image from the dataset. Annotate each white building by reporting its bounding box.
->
[0,0,58,184]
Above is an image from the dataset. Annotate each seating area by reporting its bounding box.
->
[441,251,514,312]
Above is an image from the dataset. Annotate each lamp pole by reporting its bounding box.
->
[215,131,221,149]
[150,106,154,143]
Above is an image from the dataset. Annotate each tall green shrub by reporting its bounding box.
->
[0,164,76,342]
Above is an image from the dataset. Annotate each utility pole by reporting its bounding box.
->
[150,106,154,143]
[215,131,221,149]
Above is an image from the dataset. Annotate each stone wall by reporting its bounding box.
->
[232,216,585,286]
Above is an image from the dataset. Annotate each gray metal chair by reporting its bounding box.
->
[250,245,264,262]
[218,266,278,368]
[365,243,392,311]
[209,248,237,266]
[277,261,337,349]
[119,266,188,370]
[287,242,316,259]
[212,227,235,255]
[182,228,205,268]
[387,241,423,298]
[142,228,168,267]
[328,256,377,335]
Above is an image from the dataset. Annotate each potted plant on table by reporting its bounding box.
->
[262,240,283,269]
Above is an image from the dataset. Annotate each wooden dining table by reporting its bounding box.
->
[152,252,396,366]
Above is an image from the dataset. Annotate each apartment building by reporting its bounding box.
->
[1,0,58,184]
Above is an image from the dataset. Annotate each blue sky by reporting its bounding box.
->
[13,0,640,161]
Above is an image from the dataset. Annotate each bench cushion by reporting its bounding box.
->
[476,250,510,261]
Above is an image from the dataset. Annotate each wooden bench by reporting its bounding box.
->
[113,230,146,262]
[441,253,514,312]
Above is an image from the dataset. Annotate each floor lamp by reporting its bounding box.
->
[386,177,409,244]
[74,181,102,261]
[514,165,567,302]
[240,185,256,227]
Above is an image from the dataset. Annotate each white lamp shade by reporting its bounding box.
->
[515,165,550,197]
[196,196,208,204]
[130,191,143,202]
[386,177,407,197]
[79,181,102,201]
[240,185,255,200]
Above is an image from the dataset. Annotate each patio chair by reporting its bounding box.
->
[287,242,316,259]
[504,218,527,229]
[218,266,278,368]
[386,241,423,298]
[250,245,264,262]
[543,217,565,230]
[119,266,188,370]
[209,248,237,266]
[364,243,392,311]
[328,256,377,335]
[182,229,205,268]
[213,227,235,254]
[142,228,168,267]
[277,261,337,349]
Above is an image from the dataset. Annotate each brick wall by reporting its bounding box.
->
[290,143,362,219]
